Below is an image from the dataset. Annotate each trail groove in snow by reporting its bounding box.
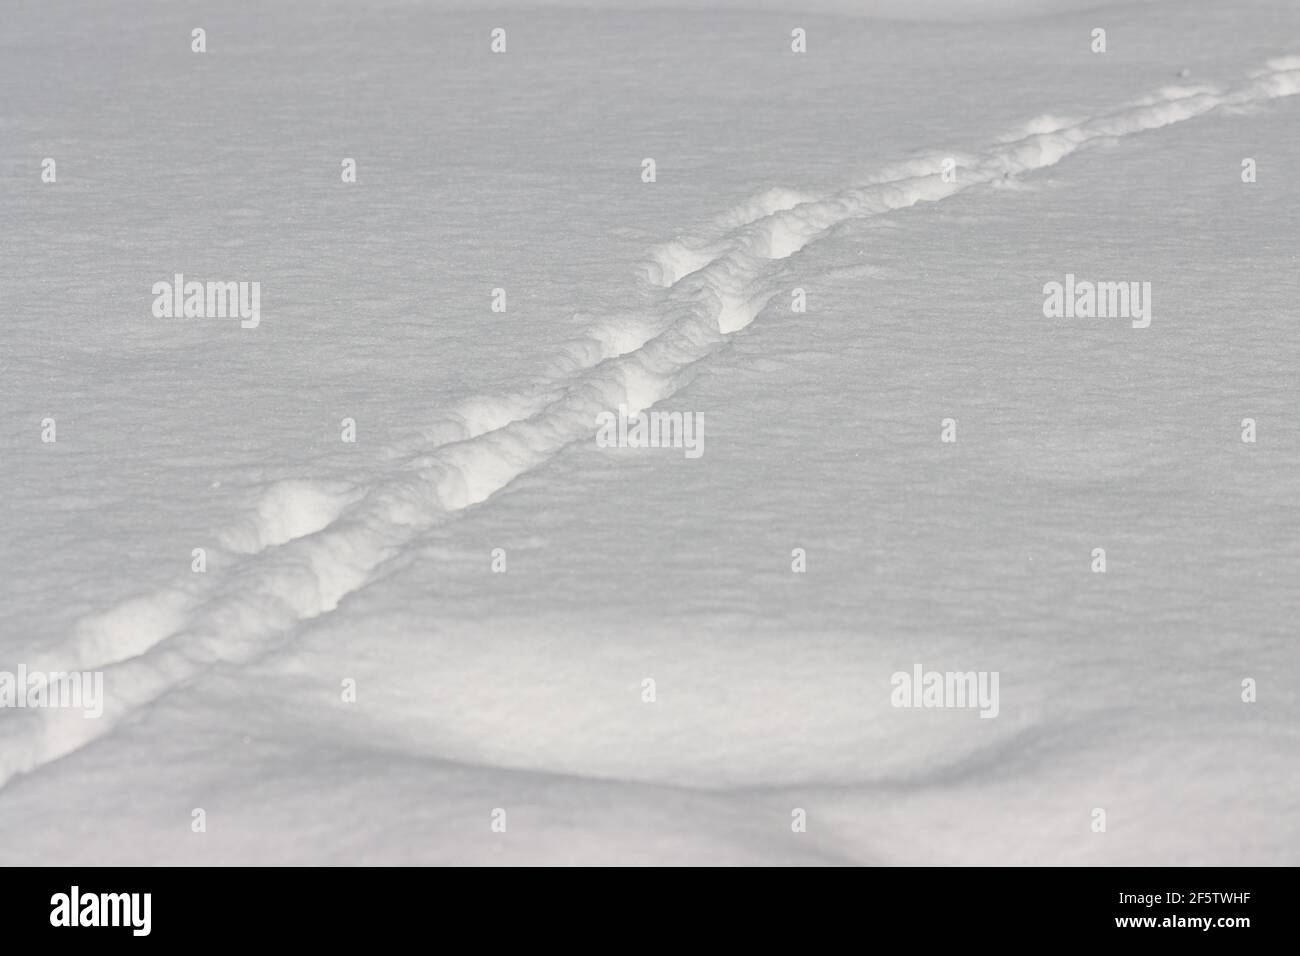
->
[3,56,1298,789]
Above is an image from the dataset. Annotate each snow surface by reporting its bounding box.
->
[2,0,1298,864]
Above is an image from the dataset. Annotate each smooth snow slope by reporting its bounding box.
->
[2,0,1298,864]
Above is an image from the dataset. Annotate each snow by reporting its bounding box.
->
[1,0,1298,864]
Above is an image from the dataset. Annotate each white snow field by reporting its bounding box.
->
[2,0,1298,865]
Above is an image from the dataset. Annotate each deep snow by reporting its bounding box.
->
[2,0,1298,864]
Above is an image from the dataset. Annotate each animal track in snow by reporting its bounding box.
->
[3,57,1298,789]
